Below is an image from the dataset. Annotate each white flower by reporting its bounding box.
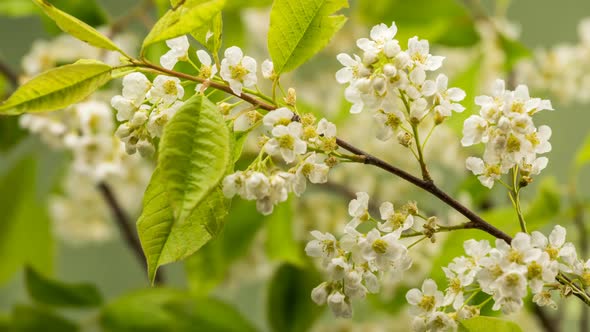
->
[407,37,444,71]
[316,118,337,138]
[264,122,307,163]
[293,153,330,195]
[263,107,294,128]
[531,225,575,263]
[261,59,275,79]
[378,201,413,233]
[374,109,405,141]
[335,53,368,84]
[461,115,488,146]
[422,74,466,117]
[147,75,184,106]
[465,157,501,188]
[327,291,352,318]
[425,311,457,332]
[406,279,445,315]
[160,35,190,70]
[360,229,407,271]
[526,252,558,294]
[222,171,246,198]
[147,101,184,137]
[111,72,151,121]
[220,46,257,95]
[311,282,330,305]
[305,230,338,259]
[196,50,217,80]
[244,171,270,200]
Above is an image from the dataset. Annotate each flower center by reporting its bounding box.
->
[163,80,178,96]
[278,135,295,150]
[372,239,388,254]
[419,295,436,312]
[231,64,248,80]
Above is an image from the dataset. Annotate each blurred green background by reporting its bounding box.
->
[1,0,590,330]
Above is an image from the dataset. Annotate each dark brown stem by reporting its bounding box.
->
[0,59,19,89]
[533,306,559,332]
[97,182,164,285]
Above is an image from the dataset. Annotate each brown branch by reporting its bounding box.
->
[0,59,18,89]
[97,182,164,285]
[533,306,559,332]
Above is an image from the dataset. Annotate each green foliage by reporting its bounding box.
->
[142,0,226,51]
[137,95,232,283]
[267,264,324,332]
[100,288,257,332]
[0,60,112,115]
[523,176,561,231]
[355,0,479,47]
[268,0,348,74]
[25,266,103,308]
[185,199,266,295]
[446,56,482,134]
[265,200,305,266]
[459,316,522,332]
[0,0,37,16]
[0,154,53,285]
[192,12,223,57]
[32,0,120,53]
[10,305,79,332]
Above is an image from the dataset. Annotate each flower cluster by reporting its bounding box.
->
[335,22,465,143]
[517,17,590,104]
[406,225,582,331]
[111,73,185,157]
[461,79,553,188]
[305,192,418,317]
[223,107,336,214]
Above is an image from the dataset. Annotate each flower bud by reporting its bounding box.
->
[397,132,413,147]
[285,88,297,106]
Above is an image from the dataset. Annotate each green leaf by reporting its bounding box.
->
[11,305,79,332]
[185,200,266,295]
[25,266,103,308]
[268,0,348,74]
[0,0,37,16]
[100,288,257,332]
[498,33,531,72]
[459,316,522,332]
[266,200,305,266]
[0,60,112,115]
[137,95,232,283]
[142,0,225,51]
[158,94,231,221]
[355,0,479,47]
[32,0,122,53]
[0,155,53,285]
[267,264,323,332]
[191,12,223,56]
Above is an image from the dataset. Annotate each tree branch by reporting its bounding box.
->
[97,182,164,285]
[0,59,19,89]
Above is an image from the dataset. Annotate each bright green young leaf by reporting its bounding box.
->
[0,154,53,285]
[268,0,348,74]
[191,12,223,57]
[137,95,232,283]
[185,200,266,295]
[11,305,79,332]
[25,266,103,308]
[266,200,305,266]
[158,94,231,221]
[267,264,324,332]
[100,288,257,332]
[32,0,122,53]
[0,0,37,16]
[137,169,228,284]
[459,316,522,332]
[142,0,225,50]
[0,60,112,115]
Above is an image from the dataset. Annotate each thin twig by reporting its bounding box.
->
[97,182,164,285]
